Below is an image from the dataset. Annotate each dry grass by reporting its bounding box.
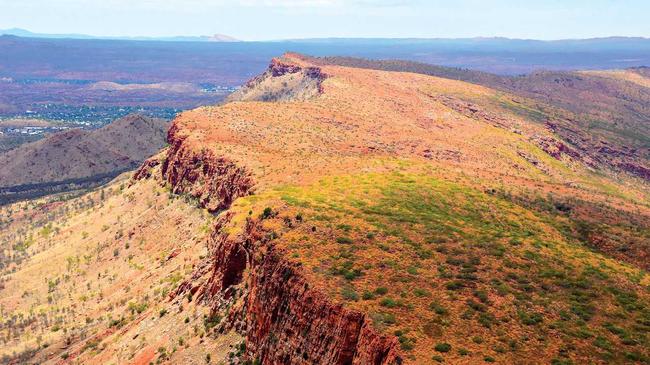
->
[0,170,242,364]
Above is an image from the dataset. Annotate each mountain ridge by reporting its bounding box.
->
[5,28,649,43]
[130,53,650,363]
[0,53,648,364]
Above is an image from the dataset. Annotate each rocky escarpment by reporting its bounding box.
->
[157,123,255,212]
[227,56,327,102]
[137,117,400,364]
[200,217,401,365]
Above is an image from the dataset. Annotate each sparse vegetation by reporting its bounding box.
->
[1,53,649,365]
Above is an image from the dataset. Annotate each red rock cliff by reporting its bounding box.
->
[139,117,401,364]
[204,217,402,365]
[160,123,255,212]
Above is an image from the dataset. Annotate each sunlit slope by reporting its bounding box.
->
[309,56,650,180]
[173,53,649,268]
[218,165,649,364]
[161,54,650,364]
[0,171,241,364]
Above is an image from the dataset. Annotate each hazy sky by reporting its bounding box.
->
[1,0,648,40]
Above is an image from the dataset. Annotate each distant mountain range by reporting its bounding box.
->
[1,31,649,77]
[3,28,649,46]
[0,28,240,42]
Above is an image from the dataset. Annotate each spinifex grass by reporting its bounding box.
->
[228,171,649,364]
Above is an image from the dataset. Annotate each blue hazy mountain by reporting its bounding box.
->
[0,28,239,42]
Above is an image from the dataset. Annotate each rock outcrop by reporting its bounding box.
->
[147,113,400,364]
[227,56,326,102]
[158,123,255,212]
[203,217,402,365]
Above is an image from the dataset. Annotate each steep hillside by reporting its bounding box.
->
[0,114,168,204]
[1,54,649,365]
[0,173,241,364]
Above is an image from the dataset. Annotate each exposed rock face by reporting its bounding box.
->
[132,155,161,180]
[145,113,400,364]
[159,123,255,212]
[242,244,401,365]
[227,56,327,102]
[205,218,402,365]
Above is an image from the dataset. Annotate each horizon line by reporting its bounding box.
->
[1,28,649,43]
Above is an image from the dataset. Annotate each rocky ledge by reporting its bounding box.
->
[156,123,254,212]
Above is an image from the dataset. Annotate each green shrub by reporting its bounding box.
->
[375,287,388,295]
[261,207,274,219]
[342,287,359,301]
[336,236,353,244]
[593,336,611,351]
[445,281,464,290]
[518,310,543,326]
[371,312,396,326]
[128,301,148,315]
[473,290,489,303]
[478,312,496,328]
[429,301,448,315]
[204,314,222,330]
[435,343,452,353]
[551,358,575,365]
[81,339,100,352]
[625,352,648,362]
[380,298,399,308]
[467,299,487,312]
[397,334,415,351]
[343,269,363,281]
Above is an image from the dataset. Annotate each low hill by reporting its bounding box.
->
[0,114,168,203]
